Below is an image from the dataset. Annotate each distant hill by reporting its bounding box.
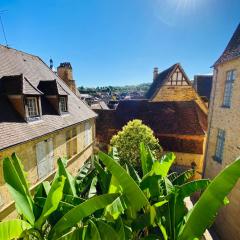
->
[78,83,151,94]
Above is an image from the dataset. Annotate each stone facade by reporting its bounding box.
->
[0,118,95,220]
[57,62,77,94]
[204,57,240,240]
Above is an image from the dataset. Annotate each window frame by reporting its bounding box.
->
[26,96,40,120]
[222,70,236,108]
[213,129,225,164]
[59,96,68,113]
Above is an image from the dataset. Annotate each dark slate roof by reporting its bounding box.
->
[95,100,207,154]
[0,45,97,150]
[193,75,213,100]
[38,79,68,96]
[0,74,43,95]
[145,64,177,99]
[214,24,240,66]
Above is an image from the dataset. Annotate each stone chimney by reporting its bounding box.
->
[153,67,159,81]
[57,62,76,93]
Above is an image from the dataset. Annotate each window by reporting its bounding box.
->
[59,96,68,113]
[26,97,39,118]
[66,127,77,159]
[36,138,54,179]
[222,70,236,107]
[84,122,92,146]
[214,129,225,163]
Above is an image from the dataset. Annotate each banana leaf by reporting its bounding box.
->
[57,158,77,197]
[172,169,195,186]
[140,142,155,176]
[178,158,240,240]
[35,176,65,229]
[49,193,120,240]
[3,157,35,225]
[0,219,31,240]
[96,220,119,240]
[99,151,149,212]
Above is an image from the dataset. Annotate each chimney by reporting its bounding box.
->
[57,62,76,93]
[153,67,158,81]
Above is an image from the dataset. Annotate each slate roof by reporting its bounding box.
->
[214,24,240,66]
[38,79,68,96]
[0,74,43,95]
[145,64,177,99]
[0,45,97,150]
[96,100,207,154]
[193,75,213,100]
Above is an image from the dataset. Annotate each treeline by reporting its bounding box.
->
[78,83,151,93]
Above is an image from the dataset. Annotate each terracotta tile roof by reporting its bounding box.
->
[95,100,207,154]
[214,23,240,66]
[0,45,97,150]
[193,75,213,100]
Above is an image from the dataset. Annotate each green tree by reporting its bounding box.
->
[110,119,162,169]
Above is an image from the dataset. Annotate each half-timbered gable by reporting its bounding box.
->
[146,63,207,113]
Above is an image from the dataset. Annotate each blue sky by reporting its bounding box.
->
[1,0,240,87]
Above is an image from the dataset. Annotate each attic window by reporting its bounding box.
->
[26,97,39,118]
[59,96,68,113]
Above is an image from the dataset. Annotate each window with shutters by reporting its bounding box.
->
[84,122,92,147]
[214,129,225,163]
[36,138,54,179]
[66,127,77,159]
[222,70,236,107]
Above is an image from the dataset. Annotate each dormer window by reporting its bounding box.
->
[26,97,39,118]
[59,96,68,113]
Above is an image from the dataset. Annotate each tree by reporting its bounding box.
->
[110,119,162,169]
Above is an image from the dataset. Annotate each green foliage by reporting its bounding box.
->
[2,144,240,240]
[110,119,162,169]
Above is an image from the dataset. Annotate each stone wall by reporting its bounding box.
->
[0,118,95,220]
[204,58,240,240]
[152,85,208,114]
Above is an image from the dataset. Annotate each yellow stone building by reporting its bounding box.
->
[0,45,97,220]
[204,24,240,240]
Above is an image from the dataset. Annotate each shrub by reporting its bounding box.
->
[110,119,162,168]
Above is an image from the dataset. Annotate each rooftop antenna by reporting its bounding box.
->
[0,10,8,46]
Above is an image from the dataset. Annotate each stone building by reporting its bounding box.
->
[96,99,207,179]
[0,45,97,220]
[57,62,78,95]
[146,63,208,114]
[204,23,240,240]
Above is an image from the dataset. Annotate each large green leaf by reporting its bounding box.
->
[140,142,155,176]
[3,157,35,225]
[49,193,120,240]
[35,176,65,229]
[0,219,31,240]
[96,220,119,240]
[178,179,210,199]
[153,153,176,177]
[99,151,149,212]
[178,158,240,240]
[172,169,195,186]
[85,220,101,240]
[57,158,77,197]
